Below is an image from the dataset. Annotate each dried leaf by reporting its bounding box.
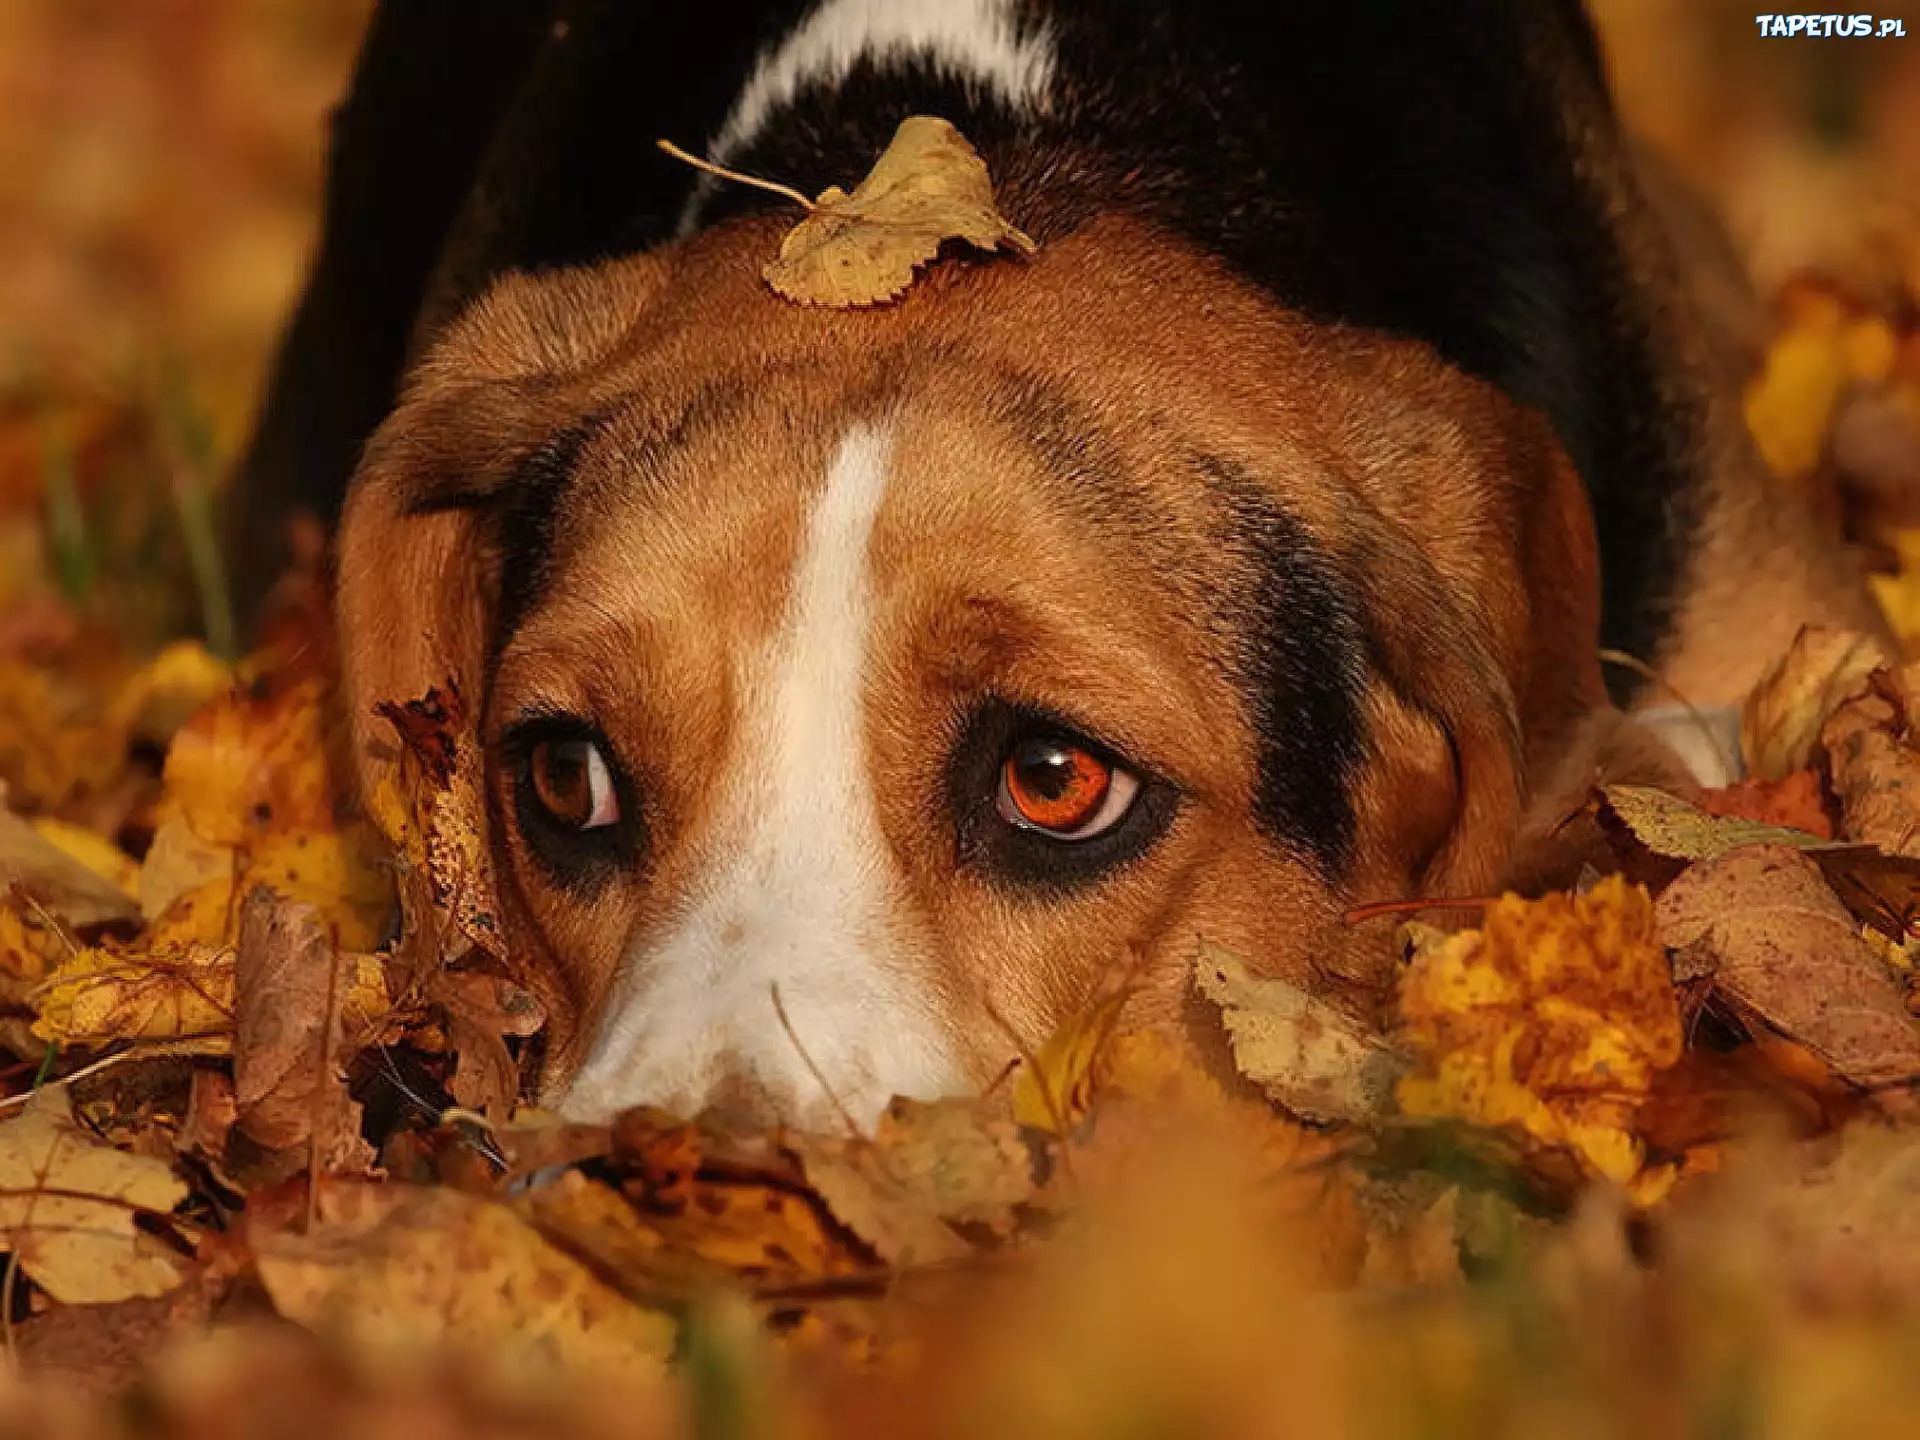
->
[0,1085,186,1303]
[1396,875,1684,1186]
[373,686,502,964]
[33,940,234,1046]
[1194,941,1403,1124]
[163,669,333,849]
[1695,770,1835,837]
[1603,783,1834,858]
[231,888,383,1174]
[763,115,1035,308]
[0,805,139,928]
[1821,668,1920,857]
[252,1181,674,1380]
[1741,625,1887,781]
[1655,844,1920,1094]
[1013,986,1132,1134]
[790,1096,1035,1267]
[428,969,543,1115]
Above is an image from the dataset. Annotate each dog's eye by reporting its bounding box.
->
[527,737,620,830]
[996,735,1141,839]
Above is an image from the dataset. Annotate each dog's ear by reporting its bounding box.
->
[335,256,668,887]
[1330,385,1609,985]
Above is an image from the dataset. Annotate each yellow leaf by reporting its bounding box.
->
[255,1182,674,1382]
[112,639,235,747]
[243,826,394,953]
[0,1085,187,1304]
[1868,529,1920,652]
[1395,875,1683,1188]
[1745,304,1845,482]
[31,935,389,1049]
[28,818,137,899]
[1013,987,1133,1134]
[763,115,1035,308]
[32,940,235,1046]
[163,670,334,849]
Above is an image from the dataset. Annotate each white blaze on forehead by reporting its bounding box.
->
[560,423,968,1128]
[680,0,1055,233]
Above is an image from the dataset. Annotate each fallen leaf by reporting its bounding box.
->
[1194,940,1403,1124]
[1396,875,1684,1187]
[1820,667,1920,857]
[762,115,1035,308]
[29,816,137,897]
[789,1096,1035,1267]
[252,1181,675,1381]
[0,1085,186,1303]
[163,669,333,850]
[1603,783,1834,858]
[135,809,233,923]
[231,888,383,1175]
[373,685,501,967]
[1741,625,1887,780]
[32,940,234,1046]
[427,969,543,1115]
[1655,844,1920,1095]
[0,805,139,928]
[1695,770,1835,838]
[1013,986,1133,1134]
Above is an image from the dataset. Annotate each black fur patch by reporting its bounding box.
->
[1194,455,1369,878]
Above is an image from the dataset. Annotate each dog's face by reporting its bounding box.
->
[338,216,1608,1127]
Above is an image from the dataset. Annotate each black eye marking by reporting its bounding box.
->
[499,712,642,891]
[946,698,1179,897]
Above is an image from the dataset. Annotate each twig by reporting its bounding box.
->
[655,139,818,211]
[1599,648,1737,778]
[307,943,345,1235]
[1,1253,17,1369]
[1343,895,1497,926]
[769,983,862,1138]
[0,1040,226,1114]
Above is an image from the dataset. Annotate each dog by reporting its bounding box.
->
[229,0,1888,1128]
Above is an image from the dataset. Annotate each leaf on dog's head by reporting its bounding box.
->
[1601,784,1834,860]
[1013,986,1133,1135]
[757,115,1036,308]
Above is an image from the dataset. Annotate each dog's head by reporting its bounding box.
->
[337,216,1607,1126]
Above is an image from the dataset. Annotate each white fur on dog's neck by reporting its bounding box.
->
[558,422,967,1129]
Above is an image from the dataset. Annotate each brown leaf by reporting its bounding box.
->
[1821,667,1920,857]
[763,115,1035,308]
[427,969,544,1115]
[1741,625,1887,781]
[1655,844,1920,1093]
[231,888,381,1177]
[789,1096,1035,1268]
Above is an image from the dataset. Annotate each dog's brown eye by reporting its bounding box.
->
[528,738,620,830]
[997,737,1140,839]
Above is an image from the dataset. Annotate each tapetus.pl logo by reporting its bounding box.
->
[1754,13,1907,35]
